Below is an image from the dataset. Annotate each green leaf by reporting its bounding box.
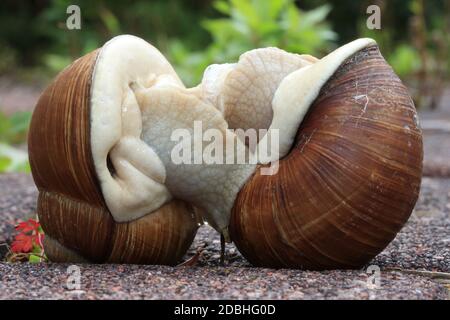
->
[0,156,12,172]
[230,0,259,29]
[0,111,12,142]
[99,7,121,35]
[283,4,301,30]
[267,0,289,20]
[9,111,32,136]
[213,1,231,15]
[301,4,332,27]
[16,161,31,173]
[44,54,71,73]
[388,44,421,77]
[29,254,42,263]
[0,143,29,173]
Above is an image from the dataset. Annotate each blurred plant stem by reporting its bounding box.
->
[411,0,429,108]
[410,0,449,109]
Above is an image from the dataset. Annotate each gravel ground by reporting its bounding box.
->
[0,262,447,300]
[0,173,449,299]
[372,177,450,272]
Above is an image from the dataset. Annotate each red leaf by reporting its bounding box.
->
[11,233,33,253]
[11,218,43,254]
[16,222,33,233]
[27,218,40,229]
[16,219,40,234]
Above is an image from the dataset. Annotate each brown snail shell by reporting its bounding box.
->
[230,45,423,269]
[28,49,198,265]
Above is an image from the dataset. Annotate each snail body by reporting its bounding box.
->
[28,35,422,268]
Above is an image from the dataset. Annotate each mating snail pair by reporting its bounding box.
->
[28,35,422,269]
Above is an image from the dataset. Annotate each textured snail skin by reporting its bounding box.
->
[230,45,423,270]
[28,50,198,265]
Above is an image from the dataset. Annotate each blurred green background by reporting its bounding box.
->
[0,0,449,173]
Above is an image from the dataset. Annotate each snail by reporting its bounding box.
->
[28,35,422,269]
[28,37,199,264]
[229,39,423,269]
